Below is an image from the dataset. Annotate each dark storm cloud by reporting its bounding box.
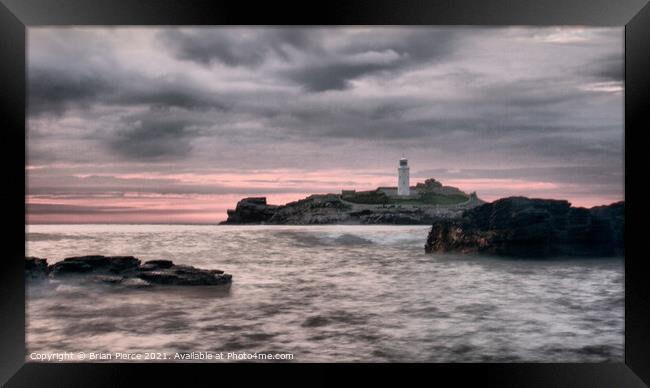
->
[28,30,230,117]
[159,28,456,92]
[257,86,615,147]
[28,65,230,116]
[284,31,456,91]
[284,62,389,92]
[29,27,623,160]
[109,118,198,160]
[158,28,317,67]
[28,67,109,116]
[29,35,230,161]
[117,82,229,111]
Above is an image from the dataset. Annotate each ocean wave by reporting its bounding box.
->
[276,231,374,246]
[275,230,427,247]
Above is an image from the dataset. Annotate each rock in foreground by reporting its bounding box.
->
[25,257,49,279]
[26,256,232,287]
[425,197,624,257]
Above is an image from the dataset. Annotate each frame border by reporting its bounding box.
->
[1,0,648,386]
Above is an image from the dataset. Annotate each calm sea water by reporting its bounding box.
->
[26,224,624,362]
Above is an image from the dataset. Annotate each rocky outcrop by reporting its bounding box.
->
[425,197,624,257]
[268,195,354,224]
[138,265,229,286]
[225,197,278,224]
[221,192,482,225]
[49,255,141,276]
[26,255,232,287]
[220,177,487,225]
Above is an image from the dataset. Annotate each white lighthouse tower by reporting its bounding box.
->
[397,157,410,196]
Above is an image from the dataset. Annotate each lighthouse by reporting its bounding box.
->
[398,157,410,196]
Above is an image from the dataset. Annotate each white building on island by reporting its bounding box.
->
[340,157,484,205]
[397,157,410,196]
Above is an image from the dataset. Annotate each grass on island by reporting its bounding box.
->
[342,191,468,205]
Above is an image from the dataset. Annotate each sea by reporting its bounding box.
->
[25,224,624,362]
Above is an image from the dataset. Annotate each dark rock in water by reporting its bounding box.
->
[49,255,141,276]
[425,197,624,257]
[25,257,49,278]
[49,260,94,274]
[138,265,232,286]
[141,259,174,270]
[589,201,625,249]
[26,255,232,287]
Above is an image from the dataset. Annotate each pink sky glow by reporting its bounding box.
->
[26,169,623,224]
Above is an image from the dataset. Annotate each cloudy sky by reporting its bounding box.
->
[27,27,624,224]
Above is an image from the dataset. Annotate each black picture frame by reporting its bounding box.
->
[1,0,648,386]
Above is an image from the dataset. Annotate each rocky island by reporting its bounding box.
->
[425,197,624,257]
[221,178,485,225]
[26,255,233,287]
